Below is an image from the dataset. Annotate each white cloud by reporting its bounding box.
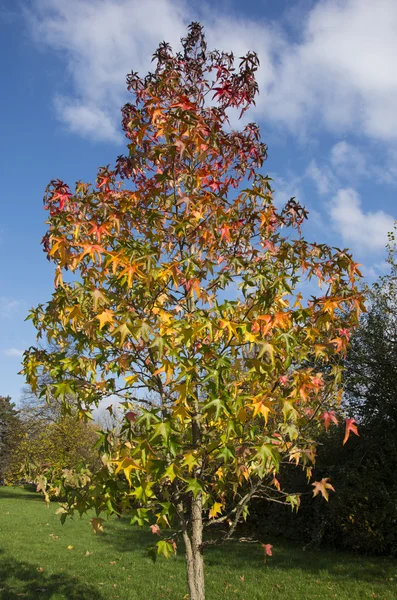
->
[306,160,334,195]
[54,97,122,142]
[329,188,395,251]
[0,297,20,318]
[279,0,397,140]
[28,0,187,142]
[330,141,367,177]
[27,0,397,143]
[4,348,24,358]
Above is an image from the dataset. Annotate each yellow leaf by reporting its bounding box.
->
[172,403,190,423]
[163,463,178,483]
[92,288,107,311]
[96,309,114,330]
[252,399,272,424]
[90,518,104,534]
[115,457,141,486]
[209,502,224,519]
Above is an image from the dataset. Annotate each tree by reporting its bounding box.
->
[324,225,397,554]
[0,396,23,483]
[9,388,101,488]
[23,24,364,600]
[344,226,397,427]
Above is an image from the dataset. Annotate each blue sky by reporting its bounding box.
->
[1,0,396,403]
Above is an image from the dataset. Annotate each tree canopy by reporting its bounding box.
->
[23,23,364,600]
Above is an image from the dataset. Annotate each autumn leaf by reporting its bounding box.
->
[96,309,114,330]
[321,411,338,432]
[150,524,161,536]
[312,478,335,501]
[90,518,104,534]
[343,418,359,445]
[261,543,273,562]
[124,374,139,386]
[209,502,223,519]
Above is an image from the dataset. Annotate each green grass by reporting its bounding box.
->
[0,486,396,600]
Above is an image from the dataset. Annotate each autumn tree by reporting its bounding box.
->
[1,388,100,486]
[23,24,364,600]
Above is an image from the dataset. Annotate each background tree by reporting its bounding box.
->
[323,226,397,554]
[23,24,363,600]
[0,396,23,483]
[0,387,100,487]
[249,227,397,556]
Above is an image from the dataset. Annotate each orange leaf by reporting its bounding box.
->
[343,418,359,445]
[312,478,335,501]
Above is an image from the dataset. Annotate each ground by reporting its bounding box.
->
[0,486,396,599]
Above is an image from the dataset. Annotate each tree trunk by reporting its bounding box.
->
[182,494,205,600]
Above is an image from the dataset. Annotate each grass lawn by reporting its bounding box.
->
[0,486,396,600]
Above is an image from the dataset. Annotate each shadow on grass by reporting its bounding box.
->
[97,517,396,586]
[0,550,104,600]
[0,486,41,502]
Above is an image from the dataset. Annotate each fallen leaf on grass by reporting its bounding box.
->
[262,543,273,557]
[67,545,73,550]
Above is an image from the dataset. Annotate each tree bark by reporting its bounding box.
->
[181,494,205,600]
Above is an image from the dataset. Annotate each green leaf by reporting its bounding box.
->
[150,421,172,443]
[186,478,203,499]
[203,397,229,420]
[157,539,175,559]
[255,443,280,477]
[214,445,235,464]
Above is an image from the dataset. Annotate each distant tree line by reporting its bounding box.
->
[0,390,100,486]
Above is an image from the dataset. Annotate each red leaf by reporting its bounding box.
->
[125,411,137,423]
[343,418,359,445]
[321,411,338,432]
[261,543,273,559]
